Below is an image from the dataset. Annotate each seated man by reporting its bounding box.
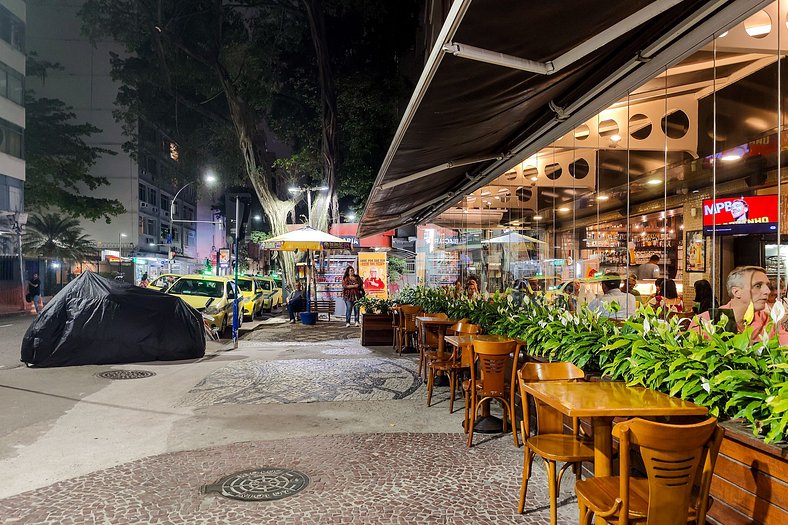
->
[694,266,788,344]
[286,281,305,324]
[588,272,637,320]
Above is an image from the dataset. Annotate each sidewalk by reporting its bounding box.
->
[0,316,578,523]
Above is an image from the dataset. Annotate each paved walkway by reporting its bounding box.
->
[0,317,579,524]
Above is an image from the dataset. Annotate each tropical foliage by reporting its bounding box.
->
[389,285,787,444]
[23,213,97,262]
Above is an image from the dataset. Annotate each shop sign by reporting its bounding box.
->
[219,248,231,268]
[337,235,360,247]
[358,252,387,299]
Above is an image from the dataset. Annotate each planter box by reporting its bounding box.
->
[360,313,393,346]
[707,420,787,525]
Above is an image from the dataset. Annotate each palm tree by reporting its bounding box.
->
[23,213,97,263]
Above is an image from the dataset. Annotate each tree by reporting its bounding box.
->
[25,57,125,222]
[23,213,97,263]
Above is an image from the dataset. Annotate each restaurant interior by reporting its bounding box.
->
[406,3,788,308]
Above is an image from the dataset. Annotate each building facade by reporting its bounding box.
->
[26,0,198,281]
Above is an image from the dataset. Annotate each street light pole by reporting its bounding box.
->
[288,185,328,227]
[118,233,127,278]
[232,196,240,349]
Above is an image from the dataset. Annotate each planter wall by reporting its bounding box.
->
[707,421,787,525]
[360,313,393,346]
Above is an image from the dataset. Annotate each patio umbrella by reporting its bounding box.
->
[261,227,352,313]
[481,232,545,244]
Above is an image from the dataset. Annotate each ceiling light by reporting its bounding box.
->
[718,31,728,38]
[746,24,771,37]
[530,176,538,182]
[597,195,610,201]
[533,215,543,220]
[647,179,663,185]
[720,154,741,162]
[610,134,622,142]
[692,189,699,194]
[558,207,570,212]
[481,190,491,196]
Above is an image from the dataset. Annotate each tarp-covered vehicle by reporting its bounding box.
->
[21,271,205,367]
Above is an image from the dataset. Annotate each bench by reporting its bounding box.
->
[311,299,336,321]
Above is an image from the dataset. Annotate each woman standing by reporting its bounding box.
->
[342,266,363,327]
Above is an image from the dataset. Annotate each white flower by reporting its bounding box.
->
[643,316,651,334]
[770,299,786,325]
[701,318,715,336]
[701,378,710,393]
[759,329,770,347]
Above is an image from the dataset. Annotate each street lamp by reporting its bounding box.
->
[118,233,127,277]
[288,185,329,227]
[169,173,218,272]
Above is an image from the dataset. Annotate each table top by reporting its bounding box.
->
[415,316,456,326]
[522,381,708,418]
[444,334,513,347]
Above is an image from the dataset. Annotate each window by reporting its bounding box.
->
[160,224,170,242]
[172,227,180,242]
[186,230,195,247]
[148,187,157,205]
[138,216,144,234]
[138,183,146,201]
[5,67,22,105]
[146,218,156,236]
[160,195,169,211]
[0,6,25,52]
[0,119,23,158]
[8,185,20,211]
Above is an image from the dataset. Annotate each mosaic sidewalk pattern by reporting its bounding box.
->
[180,357,429,407]
[243,319,361,343]
[0,433,578,524]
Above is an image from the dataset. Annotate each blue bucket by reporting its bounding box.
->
[300,311,317,325]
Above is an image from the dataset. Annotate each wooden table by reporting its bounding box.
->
[415,316,456,360]
[521,381,708,476]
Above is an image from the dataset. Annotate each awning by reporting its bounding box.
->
[358,0,769,237]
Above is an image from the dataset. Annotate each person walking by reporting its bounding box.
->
[27,272,42,314]
[139,273,150,288]
[342,266,362,327]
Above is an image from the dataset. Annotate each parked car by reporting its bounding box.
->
[166,275,244,336]
[147,273,181,292]
[237,276,264,320]
[255,276,282,312]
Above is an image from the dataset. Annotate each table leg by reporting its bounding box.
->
[592,417,614,476]
[434,326,450,387]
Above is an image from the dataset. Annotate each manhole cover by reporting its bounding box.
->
[201,468,309,501]
[96,370,156,380]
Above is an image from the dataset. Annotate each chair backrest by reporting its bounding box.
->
[400,304,422,331]
[472,339,517,398]
[614,417,722,525]
[454,321,481,335]
[447,318,469,335]
[518,362,585,436]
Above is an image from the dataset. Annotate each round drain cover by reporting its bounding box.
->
[202,468,309,501]
[96,370,156,380]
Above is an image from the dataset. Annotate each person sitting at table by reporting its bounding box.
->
[286,281,305,324]
[465,278,479,299]
[588,272,637,320]
[694,265,788,344]
[621,273,640,297]
[648,277,682,312]
[692,279,718,315]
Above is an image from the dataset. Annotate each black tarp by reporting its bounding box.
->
[21,271,205,367]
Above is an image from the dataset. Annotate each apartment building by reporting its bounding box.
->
[26,0,198,278]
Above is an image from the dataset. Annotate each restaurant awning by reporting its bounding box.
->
[358,0,769,237]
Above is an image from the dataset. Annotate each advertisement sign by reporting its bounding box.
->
[358,252,387,299]
[702,195,778,235]
[219,248,231,268]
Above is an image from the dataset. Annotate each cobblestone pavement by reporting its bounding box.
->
[0,433,578,524]
[243,317,362,342]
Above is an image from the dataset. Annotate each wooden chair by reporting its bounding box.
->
[517,362,594,524]
[426,319,478,412]
[417,312,449,379]
[398,305,422,354]
[576,417,724,525]
[467,339,519,448]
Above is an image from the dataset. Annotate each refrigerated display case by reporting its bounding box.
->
[316,253,357,318]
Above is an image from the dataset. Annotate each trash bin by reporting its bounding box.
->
[300,311,317,325]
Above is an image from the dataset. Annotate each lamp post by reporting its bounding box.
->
[118,233,127,278]
[288,185,328,227]
[169,172,218,273]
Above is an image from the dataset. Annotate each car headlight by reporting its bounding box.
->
[204,305,222,315]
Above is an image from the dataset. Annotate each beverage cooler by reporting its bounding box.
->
[316,254,357,318]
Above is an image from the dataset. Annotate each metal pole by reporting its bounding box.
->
[118,233,122,277]
[306,188,312,227]
[232,196,240,348]
[16,227,24,311]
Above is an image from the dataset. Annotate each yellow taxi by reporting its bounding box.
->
[147,273,181,292]
[255,276,282,312]
[166,275,244,336]
[237,276,264,320]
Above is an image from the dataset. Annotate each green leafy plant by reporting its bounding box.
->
[357,295,392,315]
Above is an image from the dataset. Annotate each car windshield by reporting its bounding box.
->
[237,279,254,292]
[257,280,272,291]
[168,279,224,298]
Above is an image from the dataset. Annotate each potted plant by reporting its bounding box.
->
[357,296,394,346]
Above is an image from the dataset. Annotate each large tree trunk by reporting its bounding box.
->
[303,0,339,227]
